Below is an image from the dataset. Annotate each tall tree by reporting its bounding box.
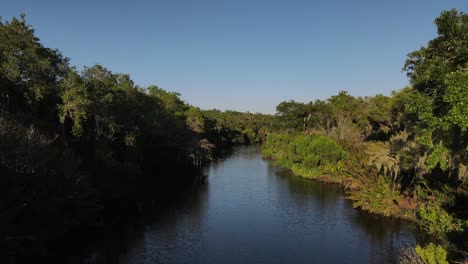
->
[403,9,468,180]
[0,14,68,118]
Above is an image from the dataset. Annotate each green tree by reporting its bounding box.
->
[148,85,188,116]
[403,9,468,180]
[275,100,308,131]
[0,14,68,116]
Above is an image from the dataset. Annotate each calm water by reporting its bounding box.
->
[79,146,419,264]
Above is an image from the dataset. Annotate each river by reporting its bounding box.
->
[76,146,420,264]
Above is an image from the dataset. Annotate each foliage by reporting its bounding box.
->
[399,244,449,264]
[148,85,188,117]
[1,8,468,258]
[417,201,463,238]
[348,175,401,217]
[0,15,68,109]
[262,133,349,179]
[443,72,468,131]
[403,9,468,181]
[263,11,468,252]
[415,243,449,264]
[275,100,312,132]
[202,109,273,146]
[366,142,399,181]
[1,15,265,247]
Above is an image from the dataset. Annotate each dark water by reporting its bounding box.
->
[79,146,419,264]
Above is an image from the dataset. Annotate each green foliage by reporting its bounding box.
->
[264,9,468,253]
[262,133,349,179]
[0,15,242,235]
[0,14,69,138]
[275,100,308,131]
[185,106,206,133]
[415,243,449,264]
[403,9,468,182]
[148,85,188,117]
[417,201,463,237]
[59,70,92,136]
[274,92,370,137]
[262,133,291,158]
[426,143,449,171]
[264,11,468,232]
[348,175,401,217]
[1,9,468,257]
[404,9,468,96]
[366,142,400,181]
[443,71,468,131]
[203,109,273,146]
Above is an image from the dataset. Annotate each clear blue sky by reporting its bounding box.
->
[2,1,467,113]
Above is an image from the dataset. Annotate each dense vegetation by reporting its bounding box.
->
[262,9,468,263]
[201,109,273,148]
[0,14,270,260]
[1,8,467,264]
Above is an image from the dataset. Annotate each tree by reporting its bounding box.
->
[147,85,188,116]
[403,9,468,180]
[275,100,307,131]
[0,14,68,117]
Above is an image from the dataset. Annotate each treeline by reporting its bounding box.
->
[1,8,467,264]
[202,109,273,146]
[0,14,270,255]
[262,9,467,262]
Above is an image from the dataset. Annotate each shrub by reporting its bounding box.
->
[417,201,463,238]
[349,175,401,216]
[415,243,449,264]
[399,244,449,264]
[262,133,349,179]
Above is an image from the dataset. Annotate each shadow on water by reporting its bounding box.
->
[56,178,211,264]
[6,146,423,264]
[1,174,210,264]
[268,164,343,206]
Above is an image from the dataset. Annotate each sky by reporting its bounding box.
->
[2,0,468,113]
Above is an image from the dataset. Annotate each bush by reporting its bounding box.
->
[262,133,349,179]
[399,244,449,264]
[348,175,401,216]
[415,243,449,264]
[417,201,463,238]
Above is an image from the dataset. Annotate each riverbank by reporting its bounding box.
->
[261,133,468,263]
[262,149,414,220]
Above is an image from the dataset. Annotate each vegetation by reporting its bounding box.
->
[262,9,468,262]
[400,243,449,264]
[262,133,348,180]
[0,14,269,259]
[415,244,450,264]
[1,8,467,264]
[201,109,273,148]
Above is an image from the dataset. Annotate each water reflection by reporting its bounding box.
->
[269,161,417,264]
[71,146,419,264]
